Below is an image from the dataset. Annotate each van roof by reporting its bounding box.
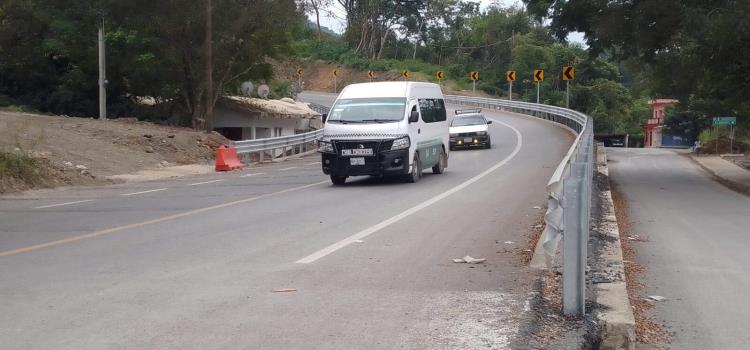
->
[338,81,441,99]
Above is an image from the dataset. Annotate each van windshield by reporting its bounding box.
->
[327,98,406,124]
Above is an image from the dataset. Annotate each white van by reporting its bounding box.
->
[318,82,449,185]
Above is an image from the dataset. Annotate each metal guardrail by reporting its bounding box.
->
[445,95,594,316]
[233,129,324,162]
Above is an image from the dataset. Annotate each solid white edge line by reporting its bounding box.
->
[187,179,224,186]
[295,119,523,264]
[278,167,297,171]
[120,188,168,196]
[33,199,95,209]
[240,173,266,177]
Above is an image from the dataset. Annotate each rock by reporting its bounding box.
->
[167,134,175,138]
[452,256,486,264]
[143,134,153,138]
[161,139,167,144]
[75,164,87,170]
[64,161,74,168]
[145,146,154,153]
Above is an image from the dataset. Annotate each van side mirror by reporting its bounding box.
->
[487,120,492,124]
[409,110,419,123]
[321,113,328,123]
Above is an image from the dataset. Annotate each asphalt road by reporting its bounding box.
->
[607,148,750,349]
[0,92,572,349]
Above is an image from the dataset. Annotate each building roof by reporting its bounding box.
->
[648,99,679,106]
[218,96,320,119]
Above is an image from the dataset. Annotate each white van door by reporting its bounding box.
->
[407,100,423,171]
[415,98,445,170]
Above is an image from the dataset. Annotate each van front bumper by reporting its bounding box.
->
[321,149,410,177]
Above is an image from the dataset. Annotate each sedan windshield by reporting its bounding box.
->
[451,115,486,126]
[327,98,406,124]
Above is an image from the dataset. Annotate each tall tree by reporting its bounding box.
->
[299,0,332,42]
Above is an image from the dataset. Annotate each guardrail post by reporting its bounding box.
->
[563,161,587,316]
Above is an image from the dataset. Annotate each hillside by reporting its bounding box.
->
[0,110,229,194]
[274,59,494,97]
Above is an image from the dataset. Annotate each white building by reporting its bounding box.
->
[213,96,322,141]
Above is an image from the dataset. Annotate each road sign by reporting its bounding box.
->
[562,66,575,81]
[368,70,375,79]
[534,69,544,82]
[436,71,445,80]
[713,116,737,126]
[402,70,410,79]
[470,71,479,81]
[333,69,339,77]
[296,68,303,76]
[506,71,516,81]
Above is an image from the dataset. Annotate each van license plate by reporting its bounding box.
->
[463,137,473,143]
[342,149,373,156]
[350,157,365,166]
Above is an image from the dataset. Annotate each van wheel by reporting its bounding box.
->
[432,148,447,174]
[486,139,492,149]
[330,175,347,185]
[406,153,422,183]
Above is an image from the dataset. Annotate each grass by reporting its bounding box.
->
[0,151,41,186]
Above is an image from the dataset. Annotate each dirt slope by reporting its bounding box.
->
[0,110,229,193]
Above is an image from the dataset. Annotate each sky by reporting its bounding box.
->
[307,0,586,45]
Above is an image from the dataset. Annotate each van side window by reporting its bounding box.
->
[418,98,446,123]
[434,99,447,122]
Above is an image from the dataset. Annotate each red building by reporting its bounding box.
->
[644,99,679,147]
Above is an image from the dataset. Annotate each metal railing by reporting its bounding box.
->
[233,129,324,162]
[445,95,594,316]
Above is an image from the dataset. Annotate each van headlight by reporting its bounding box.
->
[476,131,488,136]
[319,140,335,153]
[390,136,410,151]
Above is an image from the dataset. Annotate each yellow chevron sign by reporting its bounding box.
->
[533,69,544,82]
[562,66,575,81]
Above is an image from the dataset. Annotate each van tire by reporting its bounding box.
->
[406,153,422,183]
[432,148,447,174]
[330,175,347,185]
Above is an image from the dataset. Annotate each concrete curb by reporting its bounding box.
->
[689,155,750,196]
[593,145,636,350]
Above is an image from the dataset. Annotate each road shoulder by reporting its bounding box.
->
[690,155,750,196]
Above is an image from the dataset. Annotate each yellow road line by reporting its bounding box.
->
[0,180,328,258]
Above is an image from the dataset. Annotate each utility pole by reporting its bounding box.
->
[205,0,214,131]
[98,16,106,120]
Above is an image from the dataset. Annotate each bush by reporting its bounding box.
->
[698,128,720,145]
[0,151,39,184]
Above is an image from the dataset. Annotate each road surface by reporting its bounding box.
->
[607,148,750,349]
[0,92,573,349]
